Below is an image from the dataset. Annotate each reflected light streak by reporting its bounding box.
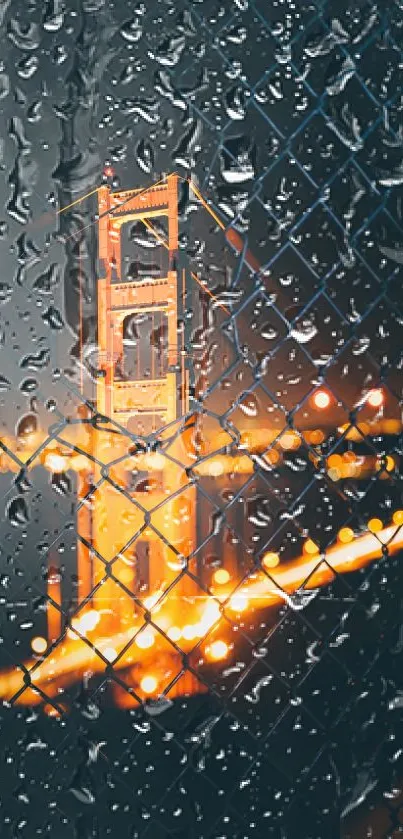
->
[1,522,402,704]
[243,524,402,608]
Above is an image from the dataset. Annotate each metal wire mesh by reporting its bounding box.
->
[1,0,403,836]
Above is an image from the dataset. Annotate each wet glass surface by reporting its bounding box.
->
[1,1,403,836]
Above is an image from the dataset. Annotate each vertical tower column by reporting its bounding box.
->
[91,176,197,635]
[47,558,62,643]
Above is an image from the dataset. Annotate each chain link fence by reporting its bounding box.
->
[1,0,403,836]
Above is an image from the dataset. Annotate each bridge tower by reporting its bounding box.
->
[75,175,196,642]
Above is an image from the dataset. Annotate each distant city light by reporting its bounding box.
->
[70,609,100,637]
[31,636,47,654]
[208,640,229,661]
[338,527,354,544]
[143,591,163,611]
[368,518,383,533]
[367,388,384,408]
[45,453,67,473]
[228,594,248,612]
[213,568,230,585]
[182,624,197,641]
[313,390,331,410]
[103,647,117,662]
[279,431,300,450]
[140,675,158,694]
[167,626,181,642]
[304,539,320,555]
[135,630,155,650]
[262,551,280,569]
[207,458,225,477]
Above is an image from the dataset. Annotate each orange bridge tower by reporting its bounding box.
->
[75,174,196,644]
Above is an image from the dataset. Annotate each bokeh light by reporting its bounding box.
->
[262,551,280,569]
[313,390,331,410]
[140,675,158,694]
[367,388,384,408]
[208,640,229,661]
[31,636,47,654]
[213,568,230,585]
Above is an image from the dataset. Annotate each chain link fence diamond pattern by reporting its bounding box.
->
[1,1,403,837]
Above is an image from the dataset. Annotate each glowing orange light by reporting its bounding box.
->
[208,640,229,661]
[199,600,221,633]
[213,568,230,585]
[368,518,383,533]
[182,624,197,641]
[367,388,384,408]
[119,567,134,584]
[328,454,342,468]
[3,173,403,712]
[167,626,181,642]
[228,594,248,612]
[70,609,100,637]
[135,630,155,650]
[143,591,163,612]
[304,539,319,555]
[313,390,331,410]
[280,431,299,450]
[45,453,67,472]
[140,675,158,694]
[308,429,325,445]
[31,636,47,654]
[71,454,90,471]
[338,527,354,544]
[266,449,280,465]
[103,647,117,662]
[208,458,225,477]
[262,551,280,569]
[144,452,165,471]
[43,703,65,719]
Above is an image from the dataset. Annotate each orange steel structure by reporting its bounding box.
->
[73,175,198,686]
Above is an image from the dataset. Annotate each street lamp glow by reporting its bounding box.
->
[368,517,383,533]
[135,630,155,650]
[262,551,280,569]
[304,538,319,555]
[31,636,47,654]
[367,388,384,408]
[45,453,67,473]
[338,527,354,544]
[208,640,229,661]
[213,568,230,585]
[140,675,158,694]
[313,390,331,410]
